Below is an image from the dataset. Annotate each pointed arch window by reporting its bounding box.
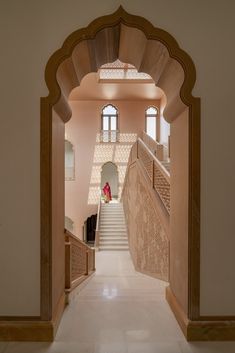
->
[101,104,119,142]
[145,106,158,140]
[65,140,75,180]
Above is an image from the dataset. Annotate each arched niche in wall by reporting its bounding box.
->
[101,162,118,199]
[65,140,75,181]
[40,6,201,337]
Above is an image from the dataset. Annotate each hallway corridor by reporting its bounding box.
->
[1,252,235,353]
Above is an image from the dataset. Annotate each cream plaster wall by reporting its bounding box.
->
[65,99,159,238]
[1,0,235,316]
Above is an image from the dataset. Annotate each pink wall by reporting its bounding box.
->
[65,99,160,238]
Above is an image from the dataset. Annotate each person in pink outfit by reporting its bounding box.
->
[102,182,112,203]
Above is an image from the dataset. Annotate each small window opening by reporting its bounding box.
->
[146,106,158,140]
[101,104,118,142]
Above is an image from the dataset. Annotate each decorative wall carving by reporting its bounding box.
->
[138,142,153,181]
[122,161,169,281]
[153,164,170,213]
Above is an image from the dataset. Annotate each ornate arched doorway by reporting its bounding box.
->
[40,7,200,339]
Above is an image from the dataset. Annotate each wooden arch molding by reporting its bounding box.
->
[40,6,201,338]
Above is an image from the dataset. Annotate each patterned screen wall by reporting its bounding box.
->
[87,133,137,204]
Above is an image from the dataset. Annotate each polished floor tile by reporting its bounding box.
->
[4,251,235,353]
[0,343,8,353]
[55,251,183,345]
[127,341,183,353]
[4,342,94,353]
[179,340,235,353]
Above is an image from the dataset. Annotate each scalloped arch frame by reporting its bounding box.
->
[40,6,200,333]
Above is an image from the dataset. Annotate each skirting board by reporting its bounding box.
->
[0,294,65,342]
[166,286,235,341]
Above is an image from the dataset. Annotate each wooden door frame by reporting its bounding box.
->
[40,5,201,333]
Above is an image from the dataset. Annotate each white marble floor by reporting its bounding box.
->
[2,251,235,353]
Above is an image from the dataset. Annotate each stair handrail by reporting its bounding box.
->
[65,228,96,252]
[142,131,164,161]
[138,138,170,182]
[122,137,170,213]
[95,196,102,249]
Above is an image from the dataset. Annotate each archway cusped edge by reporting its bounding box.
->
[41,4,201,337]
[0,5,231,343]
[39,5,232,342]
[40,6,202,341]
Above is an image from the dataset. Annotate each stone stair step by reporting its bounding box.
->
[100,236,128,240]
[98,202,128,251]
[100,228,127,231]
[100,228,126,230]
[100,218,125,220]
[99,240,128,245]
[101,205,123,208]
[101,214,124,217]
[100,231,127,234]
[100,235,127,239]
[100,235,127,238]
[99,245,129,251]
[100,223,125,226]
[101,217,124,220]
[101,224,125,226]
[100,230,127,233]
[101,212,124,215]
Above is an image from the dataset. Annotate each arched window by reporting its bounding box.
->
[145,106,158,140]
[101,104,118,142]
[65,140,75,180]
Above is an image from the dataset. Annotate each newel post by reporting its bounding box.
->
[85,250,89,276]
[65,239,72,291]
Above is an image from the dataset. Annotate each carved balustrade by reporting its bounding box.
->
[65,229,95,292]
[135,139,171,213]
[142,131,164,161]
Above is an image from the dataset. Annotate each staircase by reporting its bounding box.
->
[99,203,129,251]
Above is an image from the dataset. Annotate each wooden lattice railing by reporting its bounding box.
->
[65,229,95,292]
[125,138,170,213]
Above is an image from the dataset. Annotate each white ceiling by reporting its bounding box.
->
[69,72,164,101]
